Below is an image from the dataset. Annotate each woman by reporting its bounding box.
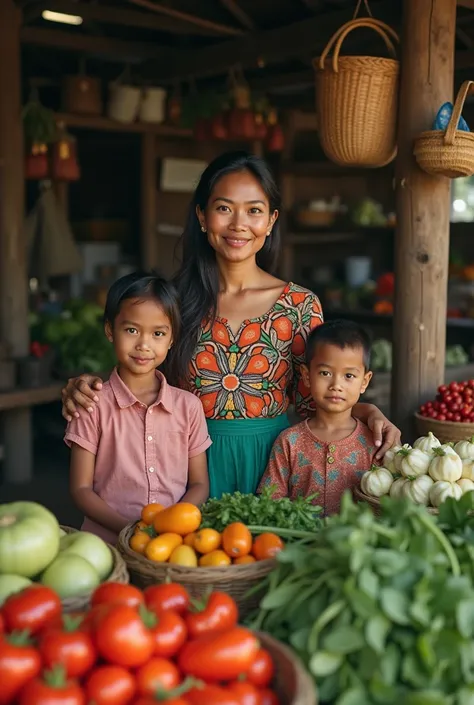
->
[62,151,400,498]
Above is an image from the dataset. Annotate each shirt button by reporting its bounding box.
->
[147,436,153,441]
[329,444,336,453]
[327,456,335,464]
[149,467,155,473]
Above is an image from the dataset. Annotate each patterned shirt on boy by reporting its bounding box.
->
[258,419,375,515]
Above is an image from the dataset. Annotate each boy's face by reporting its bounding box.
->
[301,343,372,415]
[105,298,173,376]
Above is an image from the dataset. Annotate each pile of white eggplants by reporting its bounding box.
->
[360,433,474,508]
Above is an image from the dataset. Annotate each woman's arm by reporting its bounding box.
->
[352,402,401,462]
[62,375,104,421]
[70,444,130,534]
[180,452,209,506]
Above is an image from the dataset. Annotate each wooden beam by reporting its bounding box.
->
[458,0,474,9]
[218,0,255,31]
[127,0,243,36]
[0,0,32,483]
[391,0,456,437]
[20,26,173,61]
[23,0,223,35]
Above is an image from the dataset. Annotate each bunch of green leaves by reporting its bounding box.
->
[251,491,474,705]
[199,486,322,533]
[438,491,474,583]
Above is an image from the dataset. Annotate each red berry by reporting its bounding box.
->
[439,384,448,394]
[454,414,462,422]
[437,414,446,421]
[446,412,454,420]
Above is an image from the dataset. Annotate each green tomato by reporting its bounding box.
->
[41,554,100,598]
[60,532,113,581]
[0,575,32,606]
[0,502,60,577]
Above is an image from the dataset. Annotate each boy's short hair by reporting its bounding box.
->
[305,319,372,370]
[104,270,181,340]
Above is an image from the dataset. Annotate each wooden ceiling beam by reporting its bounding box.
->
[20,26,173,61]
[458,0,474,9]
[127,0,243,36]
[218,0,255,31]
[22,0,224,35]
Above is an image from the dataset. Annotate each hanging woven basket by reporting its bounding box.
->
[314,17,400,168]
[413,80,474,178]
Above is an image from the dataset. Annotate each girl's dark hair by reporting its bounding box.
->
[305,319,372,371]
[104,270,181,342]
[166,150,281,386]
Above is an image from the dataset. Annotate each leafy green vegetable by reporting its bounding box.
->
[251,492,474,704]
[199,486,322,533]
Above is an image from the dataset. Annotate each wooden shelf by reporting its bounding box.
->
[281,161,394,177]
[55,113,193,138]
[0,383,64,412]
[325,309,474,329]
[285,226,394,246]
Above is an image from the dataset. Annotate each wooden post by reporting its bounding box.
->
[0,0,32,482]
[141,132,158,269]
[391,0,457,438]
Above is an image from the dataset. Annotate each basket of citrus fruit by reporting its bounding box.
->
[117,502,284,618]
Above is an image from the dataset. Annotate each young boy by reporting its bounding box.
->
[258,319,375,515]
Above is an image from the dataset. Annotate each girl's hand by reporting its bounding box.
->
[61,375,104,421]
[367,408,401,462]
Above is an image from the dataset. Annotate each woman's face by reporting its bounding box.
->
[197,170,278,264]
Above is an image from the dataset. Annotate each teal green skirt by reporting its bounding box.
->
[206,415,290,499]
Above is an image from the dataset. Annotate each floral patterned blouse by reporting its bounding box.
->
[188,283,323,420]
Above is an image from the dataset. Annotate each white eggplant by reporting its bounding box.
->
[398,447,431,478]
[360,465,393,498]
[383,445,402,474]
[389,477,407,499]
[429,480,463,508]
[413,431,441,454]
[401,474,434,505]
[454,436,474,461]
[393,444,412,474]
[429,444,463,482]
[457,478,474,495]
[461,458,474,481]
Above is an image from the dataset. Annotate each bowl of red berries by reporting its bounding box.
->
[416,379,474,443]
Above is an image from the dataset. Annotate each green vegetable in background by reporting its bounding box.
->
[199,486,322,533]
[251,492,474,704]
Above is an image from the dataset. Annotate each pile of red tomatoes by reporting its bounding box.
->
[418,380,474,423]
[0,582,278,705]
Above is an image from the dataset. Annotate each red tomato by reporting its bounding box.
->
[91,583,144,609]
[143,584,190,615]
[186,685,239,705]
[0,632,42,705]
[259,689,280,705]
[135,657,180,696]
[2,585,61,635]
[39,615,97,678]
[18,671,85,705]
[95,604,154,667]
[133,699,189,705]
[228,681,263,705]
[245,648,274,688]
[85,665,136,705]
[179,627,259,682]
[0,613,4,635]
[186,592,238,639]
[145,608,187,658]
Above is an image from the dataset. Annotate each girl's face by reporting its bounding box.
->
[197,170,278,265]
[105,298,173,376]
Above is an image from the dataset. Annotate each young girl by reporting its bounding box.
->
[64,271,211,544]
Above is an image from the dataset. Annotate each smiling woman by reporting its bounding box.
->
[61,151,401,499]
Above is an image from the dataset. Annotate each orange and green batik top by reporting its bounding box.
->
[188,283,323,420]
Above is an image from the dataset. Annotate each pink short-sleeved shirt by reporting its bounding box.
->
[64,368,212,544]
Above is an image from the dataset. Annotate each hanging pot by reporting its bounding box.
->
[108,80,141,124]
[210,113,228,140]
[50,134,80,182]
[63,59,102,115]
[254,113,268,141]
[25,143,49,180]
[139,87,167,124]
[266,109,285,152]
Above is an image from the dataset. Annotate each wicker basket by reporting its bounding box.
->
[258,631,317,705]
[414,81,474,178]
[118,523,276,619]
[414,412,474,444]
[59,525,129,612]
[353,485,438,515]
[315,17,399,168]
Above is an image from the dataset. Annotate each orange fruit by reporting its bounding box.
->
[129,532,151,554]
[193,528,221,554]
[153,503,201,536]
[222,522,252,558]
[141,503,165,525]
[252,533,284,561]
[198,550,231,567]
[134,520,149,534]
[168,545,198,567]
[145,533,183,562]
[183,532,197,548]
[233,555,256,565]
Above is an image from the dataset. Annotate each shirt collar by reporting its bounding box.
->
[109,367,173,413]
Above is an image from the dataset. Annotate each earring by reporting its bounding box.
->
[267,229,272,236]
[201,226,207,233]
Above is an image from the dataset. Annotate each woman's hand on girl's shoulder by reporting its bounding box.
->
[62,375,104,421]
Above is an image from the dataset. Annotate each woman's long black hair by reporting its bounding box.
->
[165,151,282,387]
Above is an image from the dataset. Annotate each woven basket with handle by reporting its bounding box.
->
[414,412,474,444]
[258,631,317,705]
[59,525,129,612]
[118,522,276,619]
[414,80,474,178]
[314,17,399,168]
